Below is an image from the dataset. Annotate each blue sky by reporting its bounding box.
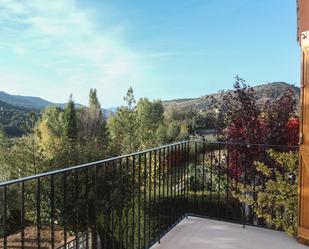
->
[0,0,299,108]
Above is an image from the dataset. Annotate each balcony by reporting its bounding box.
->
[0,141,301,249]
[152,217,305,249]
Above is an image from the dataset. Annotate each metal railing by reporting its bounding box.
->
[0,141,299,249]
[187,141,299,228]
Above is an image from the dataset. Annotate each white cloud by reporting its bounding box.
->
[0,0,143,106]
[134,51,210,59]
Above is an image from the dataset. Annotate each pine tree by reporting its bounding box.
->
[78,89,107,154]
[63,95,77,140]
[89,88,101,109]
[124,86,136,110]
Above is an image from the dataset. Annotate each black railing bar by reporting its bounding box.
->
[36,178,41,249]
[118,158,123,249]
[93,165,98,249]
[0,140,295,187]
[193,140,299,148]
[74,169,79,249]
[111,160,115,249]
[3,185,7,249]
[146,215,186,249]
[85,167,89,249]
[143,152,147,249]
[50,175,55,249]
[137,153,141,249]
[20,181,25,249]
[125,156,129,249]
[148,150,152,248]
[0,141,188,186]
[132,155,136,249]
[63,172,67,248]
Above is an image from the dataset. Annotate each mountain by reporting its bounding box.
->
[163,82,300,111]
[0,82,300,132]
[0,97,116,137]
[0,91,118,117]
[0,91,84,110]
[0,99,39,137]
[102,107,118,117]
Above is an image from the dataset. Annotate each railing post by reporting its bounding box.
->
[194,141,197,213]
[0,141,300,249]
[36,178,41,249]
[243,145,247,229]
[3,185,7,249]
[20,182,25,249]
[185,141,190,218]
[50,175,55,249]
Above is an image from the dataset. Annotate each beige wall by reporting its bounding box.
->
[298,0,309,42]
[298,1,309,246]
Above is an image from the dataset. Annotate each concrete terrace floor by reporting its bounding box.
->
[151,217,307,249]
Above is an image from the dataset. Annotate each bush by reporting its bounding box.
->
[232,149,298,236]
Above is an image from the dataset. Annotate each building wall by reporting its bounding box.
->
[298,1,309,246]
[298,0,309,41]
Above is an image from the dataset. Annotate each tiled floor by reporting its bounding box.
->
[151,217,307,249]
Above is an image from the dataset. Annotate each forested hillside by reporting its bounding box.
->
[0,91,84,109]
[0,100,39,137]
[0,82,299,138]
[0,77,300,182]
[163,82,300,111]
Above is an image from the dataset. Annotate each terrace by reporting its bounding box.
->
[152,217,305,249]
[0,141,302,249]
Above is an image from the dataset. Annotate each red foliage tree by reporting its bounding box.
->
[285,117,299,146]
[263,90,298,146]
[221,77,299,183]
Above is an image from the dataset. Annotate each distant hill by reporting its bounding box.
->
[163,82,300,111]
[0,99,39,137]
[0,91,117,117]
[102,107,118,117]
[0,91,84,110]
[0,82,300,137]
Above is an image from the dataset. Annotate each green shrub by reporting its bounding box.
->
[232,149,298,236]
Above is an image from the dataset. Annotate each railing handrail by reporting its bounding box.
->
[0,140,188,187]
[194,140,300,149]
[0,140,299,187]
[0,139,299,248]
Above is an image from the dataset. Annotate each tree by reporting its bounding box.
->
[164,105,199,135]
[219,76,264,182]
[77,89,108,162]
[264,91,298,146]
[232,150,298,236]
[78,89,107,147]
[220,77,299,147]
[63,95,78,140]
[196,111,217,130]
[224,76,263,144]
[178,123,189,141]
[0,127,10,180]
[222,76,299,182]
[0,117,47,180]
[107,88,138,154]
[136,98,164,148]
[285,117,299,146]
[255,150,298,235]
[166,121,181,142]
[37,98,81,168]
[37,106,63,159]
[108,88,167,154]
[123,86,136,110]
[89,88,101,109]
[4,135,46,178]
